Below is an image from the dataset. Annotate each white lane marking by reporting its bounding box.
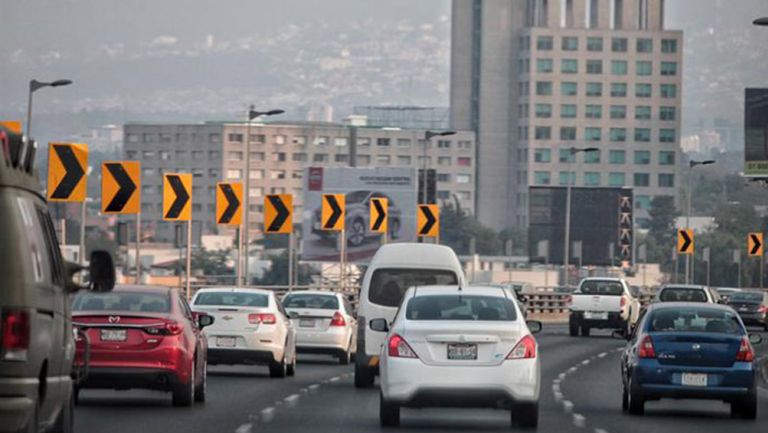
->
[329,376,341,382]
[597,352,607,358]
[563,400,574,413]
[595,429,609,433]
[235,424,252,433]
[552,378,561,385]
[582,359,590,365]
[573,413,586,428]
[568,366,578,373]
[553,391,564,403]
[274,400,283,406]
[308,384,321,392]
[284,394,300,407]
[552,383,561,393]
[299,387,309,394]
[559,372,567,380]
[260,407,275,423]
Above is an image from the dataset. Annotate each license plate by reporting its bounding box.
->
[739,306,749,311]
[100,329,127,342]
[299,319,315,328]
[216,336,236,348]
[681,373,707,387]
[584,311,608,320]
[447,343,477,360]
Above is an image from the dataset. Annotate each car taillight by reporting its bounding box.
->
[248,313,276,325]
[620,297,627,308]
[736,337,755,362]
[638,335,656,358]
[388,334,417,358]
[330,312,346,327]
[758,305,767,314]
[145,320,183,336]
[1,309,30,361]
[506,335,537,359]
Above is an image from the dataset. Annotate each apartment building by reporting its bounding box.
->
[123,121,476,243]
[451,0,682,228]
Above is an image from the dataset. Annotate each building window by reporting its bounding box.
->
[142,133,154,143]
[314,136,328,146]
[292,171,302,179]
[585,150,601,163]
[635,106,652,120]
[634,150,651,165]
[537,58,553,73]
[209,150,220,159]
[209,133,221,143]
[274,135,286,145]
[141,167,154,177]
[561,82,578,96]
[612,37,628,52]
[126,150,137,159]
[609,173,626,187]
[457,140,472,149]
[586,82,602,97]
[585,105,602,119]
[609,150,626,164]
[397,156,412,165]
[535,104,553,118]
[250,152,265,161]
[249,170,264,180]
[437,140,451,149]
[534,171,551,185]
[313,154,329,162]
[208,168,219,178]
[586,60,603,74]
[611,83,627,97]
[611,60,628,75]
[661,39,678,53]
[191,151,204,160]
[334,137,348,147]
[534,148,551,163]
[437,156,451,166]
[634,128,651,142]
[537,36,553,50]
[175,150,187,159]
[659,174,675,187]
[397,138,411,147]
[292,153,307,162]
[273,152,286,162]
[610,105,627,119]
[636,60,652,76]
[660,106,676,121]
[634,173,650,187]
[228,151,243,160]
[536,81,553,95]
[142,150,155,158]
[561,59,578,74]
[584,172,600,186]
[661,61,677,76]
[587,37,603,52]
[561,104,577,118]
[250,134,266,144]
[559,149,575,163]
[660,84,677,98]
[659,128,676,143]
[357,155,370,165]
[335,154,349,163]
[457,157,472,167]
[249,187,263,198]
[126,133,140,143]
[562,36,578,51]
[437,173,450,182]
[456,174,471,184]
[585,127,602,142]
[610,128,627,142]
[376,138,391,147]
[636,38,653,53]
[159,133,172,143]
[635,83,652,98]
[293,136,307,145]
[559,171,576,186]
[270,170,286,180]
[560,127,577,141]
[635,195,651,210]
[159,151,171,160]
[534,126,551,140]
[659,151,676,165]
[226,169,242,179]
[437,191,451,200]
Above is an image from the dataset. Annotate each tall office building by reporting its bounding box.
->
[451,0,682,229]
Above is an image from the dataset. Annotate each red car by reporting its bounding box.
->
[72,285,213,406]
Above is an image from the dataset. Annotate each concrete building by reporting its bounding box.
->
[123,121,476,243]
[451,0,683,229]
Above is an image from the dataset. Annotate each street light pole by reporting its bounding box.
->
[563,147,598,285]
[422,130,456,204]
[240,107,284,286]
[685,159,715,284]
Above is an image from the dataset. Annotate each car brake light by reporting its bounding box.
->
[758,305,767,314]
[330,312,346,327]
[638,335,656,358]
[388,334,417,358]
[248,313,276,325]
[506,335,537,359]
[620,297,627,308]
[736,337,755,362]
[1,309,30,361]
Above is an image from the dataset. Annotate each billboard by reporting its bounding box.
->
[528,187,633,266]
[302,167,418,263]
[745,88,768,176]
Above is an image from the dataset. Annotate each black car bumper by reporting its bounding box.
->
[80,367,181,391]
[207,348,277,365]
[570,311,626,329]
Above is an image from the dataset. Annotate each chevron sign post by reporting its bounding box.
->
[163,173,193,299]
[102,161,142,283]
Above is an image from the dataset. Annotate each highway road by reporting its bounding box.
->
[75,325,768,433]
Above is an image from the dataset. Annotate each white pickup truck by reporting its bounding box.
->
[568,277,640,337]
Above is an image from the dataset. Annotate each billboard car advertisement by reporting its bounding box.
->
[302,166,417,262]
[745,88,768,177]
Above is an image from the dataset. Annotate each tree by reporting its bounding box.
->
[646,195,679,269]
[191,247,233,276]
[253,251,319,286]
[439,201,500,255]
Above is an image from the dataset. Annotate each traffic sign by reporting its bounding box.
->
[264,194,293,233]
[0,121,22,134]
[369,197,388,233]
[101,162,140,214]
[47,143,88,202]
[216,182,243,225]
[748,232,763,257]
[321,194,345,231]
[677,229,694,255]
[417,204,439,238]
[163,173,192,221]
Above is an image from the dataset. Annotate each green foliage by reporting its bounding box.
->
[440,202,500,255]
[191,247,233,276]
[646,195,679,269]
[253,251,319,286]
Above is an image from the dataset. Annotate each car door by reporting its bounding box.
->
[275,295,295,356]
[178,295,205,373]
[342,296,357,350]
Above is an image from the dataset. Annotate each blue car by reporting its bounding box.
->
[618,302,763,418]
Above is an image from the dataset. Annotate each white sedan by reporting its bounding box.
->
[282,291,357,364]
[374,285,542,428]
[191,288,297,378]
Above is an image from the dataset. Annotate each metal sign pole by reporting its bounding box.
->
[177,224,182,290]
[288,230,294,292]
[340,230,346,291]
[761,252,765,290]
[691,250,696,285]
[186,220,192,299]
[135,212,142,284]
[235,227,242,286]
[79,201,86,283]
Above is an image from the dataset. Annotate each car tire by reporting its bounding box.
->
[354,359,375,388]
[339,340,352,365]
[194,358,206,403]
[25,399,38,433]
[621,382,629,412]
[379,392,400,427]
[286,352,297,376]
[569,321,579,337]
[73,386,80,405]
[513,401,539,429]
[580,325,590,337]
[348,219,366,247]
[51,389,74,433]
[627,375,644,415]
[733,389,758,420]
[172,363,195,407]
[269,355,288,378]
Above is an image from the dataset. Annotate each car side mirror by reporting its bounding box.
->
[197,314,215,328]
[749,334,763,345]
[369,318,389,333]
[612,329,628,340]
[526,320,542,334]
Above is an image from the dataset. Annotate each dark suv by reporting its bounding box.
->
[0,125,115,433]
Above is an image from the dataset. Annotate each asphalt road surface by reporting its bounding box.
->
[75,325,768,433]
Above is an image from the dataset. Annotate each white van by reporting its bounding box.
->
[354,243,466,387]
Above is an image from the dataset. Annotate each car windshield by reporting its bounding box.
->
[194,292,269,307]
[346,190,370,203]
[648,308,743,334]
[580,281,623,295]
[368,268,458,307]
[730,292,764,302]
[405,295,517,321]
[659,288,708,302]
[72,291,170,313]
[284,294,339,309]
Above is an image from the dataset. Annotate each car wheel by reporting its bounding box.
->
[733,389,757,419]
[354,358,375,388]
[25,399,38,433]
[348,219,366,247]
[269,355,288,378]
[73,386,80,405]
[51,390,73,433]
[339,338,352,365]
[172,362,195,407]
[569,321,579,337]
[379,392,400,427]
[580,325,590,337]
[286,352,297,376]
[627,375,644,415]
[621,382,629,412]
[194,358,207,403]
[513,401,538,429]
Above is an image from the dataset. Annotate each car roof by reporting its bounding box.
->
[195,287,274,296]
[645,302,732,312]
[407,285,509,298]
[580,277,624,282]
[369,243,461,269]
[113,284,172,293]
[660,284,707,289]
[284,290,339,297]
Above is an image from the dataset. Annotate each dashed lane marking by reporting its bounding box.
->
[235,424,252,433]
[284,394,300,407]
[260,407,275,423]
[563,400,574,413]
[573,413,586,428]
